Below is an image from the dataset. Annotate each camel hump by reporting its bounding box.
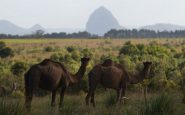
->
[40,59,52,65]
[39,59,69,74]
[143,61,152,65]
[102,59,114,66]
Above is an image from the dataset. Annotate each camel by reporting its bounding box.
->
[85,61,152,107]
[24,57,90,108]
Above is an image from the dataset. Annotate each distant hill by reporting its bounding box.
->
[140,23,185,31]
[0,20,28,35]
[0,20,46,35]
[0,20,83,35]
[86,6,122,36]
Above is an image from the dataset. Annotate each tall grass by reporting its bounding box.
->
[104,91,117,107]
[0,98,26,115]
[0,92,184,115]
[140,93,175,115]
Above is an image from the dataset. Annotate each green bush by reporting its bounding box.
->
[0,41,6,49]
[0,47,14,58]
[11,61,28,76]
[44,46,54,52]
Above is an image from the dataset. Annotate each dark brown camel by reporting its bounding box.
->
[24,57,90,108]
[0,86,6,97]
[85,61,152,107]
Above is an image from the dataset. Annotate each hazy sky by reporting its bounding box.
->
[0,0,185,28]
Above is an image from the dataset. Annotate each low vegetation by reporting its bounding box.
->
[0,38,185,114]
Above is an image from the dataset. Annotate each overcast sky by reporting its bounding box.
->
[0,0,184,28]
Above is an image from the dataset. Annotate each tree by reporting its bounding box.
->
[33,29,45,38]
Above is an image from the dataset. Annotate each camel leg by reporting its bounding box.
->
[119,88,123,104]
[120,82,126,104]
[90,91,95,107]
[116,87,123,105]
[25,88,33,109]
[59,86,66,107]
[51,90,57,106]
[85,90,92,106]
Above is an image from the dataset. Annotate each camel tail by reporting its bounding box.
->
[24,71,30,96]
[24,68,34,97]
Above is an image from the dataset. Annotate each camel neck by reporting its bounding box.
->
[74,65,86,81]
[130,65,150,84]
[140,66,150,79]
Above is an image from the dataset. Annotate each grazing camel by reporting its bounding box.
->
[86,61,152,107]
[0,86,6,97]
[24,57,90,108]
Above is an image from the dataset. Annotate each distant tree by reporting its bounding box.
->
[33,29,45,38]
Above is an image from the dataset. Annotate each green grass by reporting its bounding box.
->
[0,91,184,115]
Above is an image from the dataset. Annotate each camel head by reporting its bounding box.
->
[143,61,152,79]
[81,57,90,67]
[143,61,152,67]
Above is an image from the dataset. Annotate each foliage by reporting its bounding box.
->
[11,61,28,76]
[11,90,24,98]
[104,29,185,38]
[0,41,14,58]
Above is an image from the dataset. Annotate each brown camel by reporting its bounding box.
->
[85,61,152,107]
[0,86,6,97]
[24,57,90,108]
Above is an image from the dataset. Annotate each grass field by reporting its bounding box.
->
[1,90,184,115]
[1,38,184,61]
[0,38,185,115]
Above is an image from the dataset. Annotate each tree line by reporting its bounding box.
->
[105,29,185,38]
[1,29,185,38]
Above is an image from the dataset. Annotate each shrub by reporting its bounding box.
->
[44,46,54,52]
[0,41,6,49]
[0,47,14,58]
[11,61,28,76]
[66,46,76,53]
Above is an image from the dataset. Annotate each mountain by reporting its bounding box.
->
[0,20,83,35]
[0,20,28,35]
[0,20,46,35]
[29,24,45,33]
[140,23,185,31]
[86,6,122,36]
